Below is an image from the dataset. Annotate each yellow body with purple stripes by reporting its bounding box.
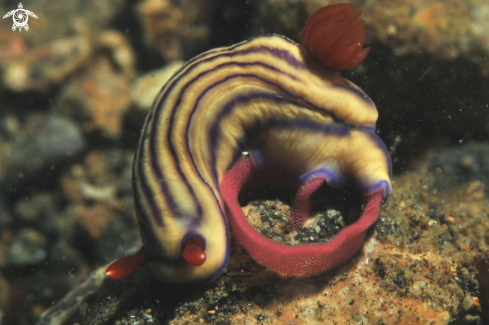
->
[131,34,391,285]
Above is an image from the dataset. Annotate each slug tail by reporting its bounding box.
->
[106,247,149,280]
[302,3,370,71]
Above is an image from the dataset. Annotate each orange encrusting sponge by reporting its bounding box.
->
[302,3,370,71]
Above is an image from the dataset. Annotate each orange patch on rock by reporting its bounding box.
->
[79,203,112,239]
[81,58,131,138]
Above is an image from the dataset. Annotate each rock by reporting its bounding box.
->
[462,293,482,313]
[0,198,11,230]
[57,149,140,263]
[0,272,8,311]
[14,193,61,236]
[36,266,107,325]
[0,29,135,93]
[137,0,210,60]
[35,164,487,324]
[0,0,126,47]
[0,114,20,138]
[476,254,489,321]
[130,61,184,111]
[0,26,26,64]
[248,0,489,74]
[462,314,482,325]
[1,36,91,92]
[428,143,489,193]
[7,228,47,266]
[363,0,489,72]
[55,51,132,138]
[0,114,85,186]
[60,149,134,204]
[48,239,85,273]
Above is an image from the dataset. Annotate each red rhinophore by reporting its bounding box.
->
[183,236,206,266]
[302,3,370,71]
[221,158,383,276]
[105,247,149,280]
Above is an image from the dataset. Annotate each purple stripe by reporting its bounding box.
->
[184,71,370,194]
[207,92,353,185]
[145,44,307,222]
[148,40,306,129]
[299,168,344,187]
[180,232,207,252]
[178,74,303,217]
[132,107,169,227]
[364,180,391,199]
[139,36,382,229]
[183,34,302,70]
[209,93,297,183]
[203,93,392,201]
[154,63,303,220]
[133,149,165,227]
[265,118,351,135]
[250,149,264,168]
[217,119,350,184]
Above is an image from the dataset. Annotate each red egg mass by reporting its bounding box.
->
[221,158,383,276]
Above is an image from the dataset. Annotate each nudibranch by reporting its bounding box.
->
[106,3,391,285]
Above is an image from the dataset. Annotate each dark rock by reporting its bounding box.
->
[0,114,85,187]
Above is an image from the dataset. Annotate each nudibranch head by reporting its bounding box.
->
[302,3,370,70]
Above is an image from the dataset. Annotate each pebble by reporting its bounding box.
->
[7,228,47,266]
[429,143,489,193]
[0,114,85,185]
[130,61,184,111]
[137,0,210,60]
[55,54,132,138]
[1,36,91,92]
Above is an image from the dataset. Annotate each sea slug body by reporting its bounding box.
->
[106,3,392,285]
